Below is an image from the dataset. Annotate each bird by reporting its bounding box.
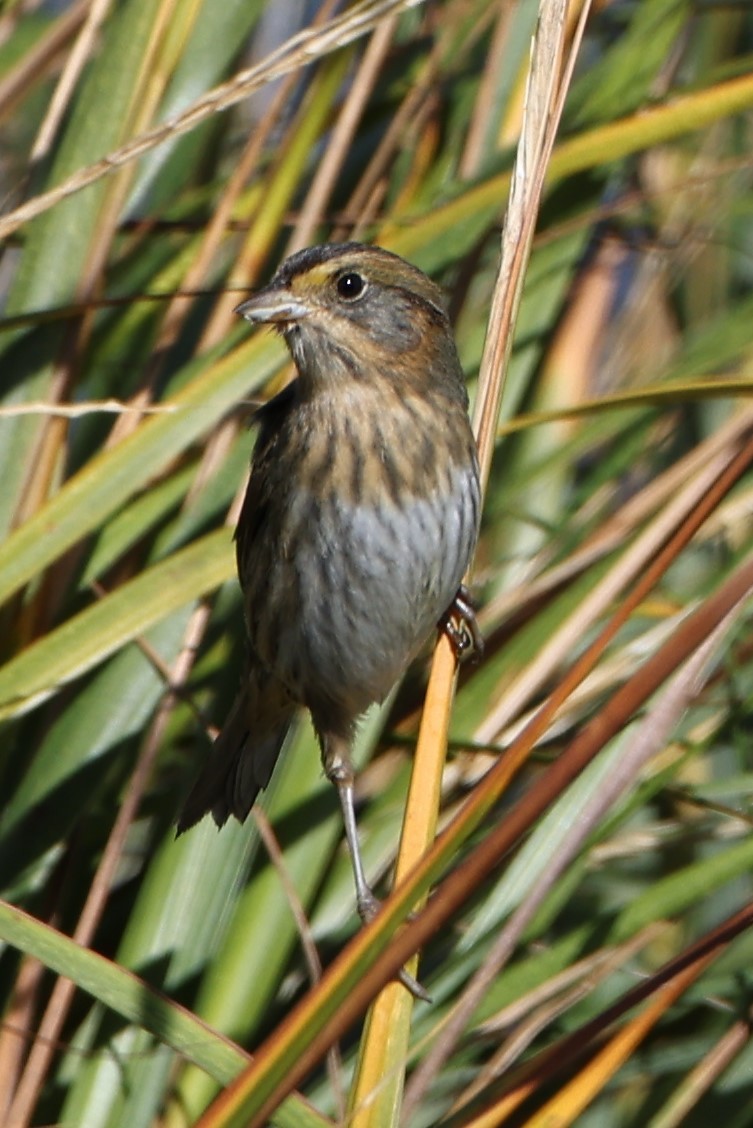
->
[178,242,481,994]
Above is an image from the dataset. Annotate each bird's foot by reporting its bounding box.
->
[357,887,432,1003]
[439,584,483,662]
[328,756,432,1002]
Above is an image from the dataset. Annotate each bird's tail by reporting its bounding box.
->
[177,672,294,833]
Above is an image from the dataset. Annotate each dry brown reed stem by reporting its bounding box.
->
[31,0,115,162]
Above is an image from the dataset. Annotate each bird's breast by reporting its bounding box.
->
[244,390,480,723]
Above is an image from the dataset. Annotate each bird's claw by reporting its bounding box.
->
[439,584,483,663]
[398,965,432,1003]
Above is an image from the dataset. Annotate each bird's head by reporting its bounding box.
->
[235,243,465,402]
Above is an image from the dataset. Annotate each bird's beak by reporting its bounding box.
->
[235,289,310,325]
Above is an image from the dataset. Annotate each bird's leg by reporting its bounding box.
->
[439,583,484,660]
[322,735,379,920]
[322,734,431,1002]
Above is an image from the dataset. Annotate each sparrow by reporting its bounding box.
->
[178,243,481,995]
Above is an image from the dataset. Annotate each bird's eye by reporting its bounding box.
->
[336,271,366,300]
